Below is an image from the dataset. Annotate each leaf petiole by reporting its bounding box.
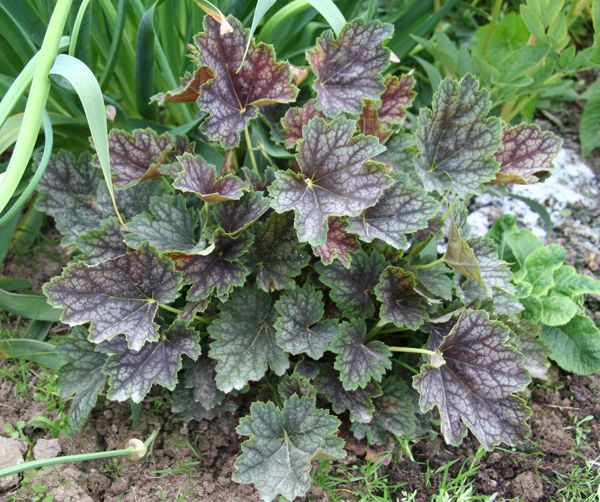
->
[411,257,445,270]
[157,303,211,324]
[388,346,437,357]
[244,126,259,175]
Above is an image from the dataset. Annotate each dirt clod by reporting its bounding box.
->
[0,436,27,492]
[511,471,545,501]
[33,438,62,460]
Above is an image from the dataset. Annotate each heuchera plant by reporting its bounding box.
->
[37,15,593,501]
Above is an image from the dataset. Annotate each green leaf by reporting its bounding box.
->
[307,21,393,117]
[0,288,62,321]
[0,339,64,370]
[183,354,227,409]
[523,244,566,296]
[101,323,201,403]
[415,75,502,196]
[245,212,310,292]
[43,243,182,351]
[540,315,600,375]
[123,194,208,253]
[194,15,297,148]
[510,321,551,380]
[269,117,390,246]
[375,267,429,330]
[173,232,250,303]
[414,310,530,449]
[538,293,578,326]
[173,152,249,202]
[274,284,339,360]
[412,263,454,301]
[331,319,392,391]
[208,288,289,393]
[443,219,484,287]
[57,328,107,429]
[211,191,271,235]
[347,173,439,250]
[553,265,600,297]
[317,250,386,317]
[233,395,345,501]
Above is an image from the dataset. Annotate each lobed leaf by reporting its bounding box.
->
[151,66,214,105]
[233,395,344,501]
[313,217,360,268]
[101,323,201,403]
[274,284,339,360]
[76,217,127,265]
[317,250,386,317]
[280,99,324,149]
[194,16,297,147]
[413,310,530,449]
[208,288,289,393]
[211,191,271,235]
[44,244,182,351]
[173,153,249,202]
[415,75,502,196]
[331,319,392,391]
[269,117,390,246]
[307,21,393,117]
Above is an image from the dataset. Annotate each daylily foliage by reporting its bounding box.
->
[39,14,575,502]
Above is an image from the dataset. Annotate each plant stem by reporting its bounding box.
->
[388,346,437,356]
[0,431,158,478]
[157,303,211,324]
[257,143,279,171]
[244,127,259,175]
[0,0,74,214]
[412,257,445,270]
[130,401,142,429]
[482,0,503,59]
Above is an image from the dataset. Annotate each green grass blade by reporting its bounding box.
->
[135,2,158,119]
[0,289,63,321]
[99,0,127,89]
[0,277,31,292]
[0,212,20,264]
[241,0,277,66]
[0,112,53,226]
[0,339,64,369]
[305,0,345,35]
[24,320,54,341]
[68,0,91,57]
[0,0,73,215]
[49,54,125,225]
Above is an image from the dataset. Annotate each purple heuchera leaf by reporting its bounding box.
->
[280,99,325,149]
[269,117,391,246]
[173,153,249,202]
[194,15,298,148]
[211,191,271,235]
[101,323,201,403]
[43,243,182,351]
[76,217,127,265]
[313,217,360,268]
[413,310,531,449]
[331,318,392,391]
[109,128,192,187]
[307,21,393,117]
[151,66,214,105]
[492,123,562,184]
[359,74,415,142]
[347,173,439,250]
[172,232,250,302]
[415,75,502,196]
[375,267,430,330]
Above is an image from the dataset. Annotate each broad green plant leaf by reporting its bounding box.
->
[317,250,386,317]
[183,354,226,409]
[540,315,600,375]
[173,152,249,202]
[194,15,297,148]
[76,217,127,265]
[307,21,393,117]
[101,323,201,403]
[233,395,345,501]
[274,284,339,359]
[553,265,600,297]
[415,75,502,196]
[413,310,530,449]
[208,288,289,393]
[443,219,484,287]
[523,244,566,296]
[211,192,271,235]
[269,117,390,246]
[331,319,392,391]
[44,243,182,351]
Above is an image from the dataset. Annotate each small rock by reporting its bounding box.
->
[511,471,544,502]
[111,424,118,433]
[0,436,27,492]
[108,478,129,495]
[33,438,62,460]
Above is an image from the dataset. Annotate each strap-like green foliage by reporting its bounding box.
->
[38,16,575,501]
